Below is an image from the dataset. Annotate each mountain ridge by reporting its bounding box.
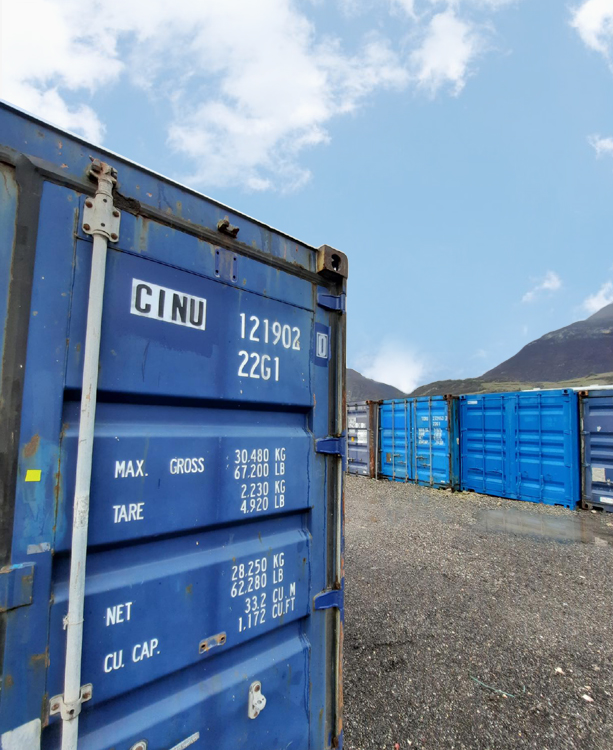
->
[348,303,613,401]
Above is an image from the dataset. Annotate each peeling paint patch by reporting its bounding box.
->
[23,434,40,458]
[27,543,50,555]
[0,718,40,749]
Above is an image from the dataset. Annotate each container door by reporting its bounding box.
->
[515,391,579,508]
[0,175,344,748]
[347,402,370,476]
[413,397,453,489]
[582,393,613,508]
[460,394,507,497]
[379,401,409,482]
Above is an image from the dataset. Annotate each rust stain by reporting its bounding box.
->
[4,674,14,689]
[54,471,62,508]
[41,691,50,728]
[186,584,193,596]
[75,342,81,353]
[24,434,40,458]
[30,650,50,668]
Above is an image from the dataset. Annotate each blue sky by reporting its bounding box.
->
[2,0,613,391]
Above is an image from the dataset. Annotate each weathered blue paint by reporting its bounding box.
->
[580,389,613,511]
[0,102,345,749]
[378,397,459,489]
[347,401,376,477]
[460,390,580,508]
[0,163,18,377]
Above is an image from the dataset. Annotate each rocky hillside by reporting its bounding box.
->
[346,368,406,403]
[483,303,613,381]
[350,304,613,400]
[410,303,613,397]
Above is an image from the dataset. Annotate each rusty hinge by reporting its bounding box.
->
[313,588,343,611]
[316,434,347,470]
[317,287,346,313]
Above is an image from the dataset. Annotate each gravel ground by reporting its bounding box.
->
[343,475,613,750]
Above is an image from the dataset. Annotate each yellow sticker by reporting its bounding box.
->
[25,470,41,482]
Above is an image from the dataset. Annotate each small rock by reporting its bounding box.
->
[582,694,594,703]
[555,667,565,675]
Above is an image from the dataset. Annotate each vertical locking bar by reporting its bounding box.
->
[61,161,119,750]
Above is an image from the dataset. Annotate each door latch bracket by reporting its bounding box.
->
[49,683,93,721]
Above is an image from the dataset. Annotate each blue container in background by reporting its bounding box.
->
[0,102,346,748]
[460,390,580,508]
[378,397,459,489]
[580,389,613,511]
[347,401,377,477]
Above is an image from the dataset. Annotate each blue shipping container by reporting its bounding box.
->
[0,102,347,749]
[347,401,376,477]
[580,389,613,511]
[378,397,460,489]
[460,390,580,508]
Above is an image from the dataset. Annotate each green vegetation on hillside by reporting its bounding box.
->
[410,372,613,398]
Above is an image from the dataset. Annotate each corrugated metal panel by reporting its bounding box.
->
[460,390,580,508]
[0,102,346,749]
[347,401,376,477]
[580,389,613,511]
[378,397,459,489]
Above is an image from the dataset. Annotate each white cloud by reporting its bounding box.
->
[589,133,613,158]
[571,0,613,59]
[358,340,429,393]
[582,281,613,314]
[521,270,562,303]
[410,9,482,94]
[0,0,518,190]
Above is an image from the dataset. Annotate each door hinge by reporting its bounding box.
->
[316,435,347,470]
[313,588,343,612]
[0,563,34,612]
[317,287,346,313]
[82,159,121,242]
